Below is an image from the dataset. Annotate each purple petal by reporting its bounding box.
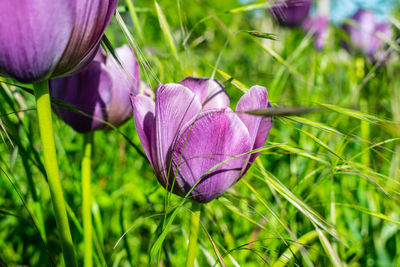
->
[0,0,118,83]
[50,45,137,132]
[178,77,230,110]
[132,95,155,166]
[50,62,113,133]
[302,15,329,51]
[236,86,273,171]
[0,0,74,82]
[269,0,311,27]
[153,83,202,185]
[93,47,108,63]
[105,45,139,127]
[170,109,251,203]
[106,45,140,92]
[53,0,118,77]
[348,10,379,55]
[343,9,393,61]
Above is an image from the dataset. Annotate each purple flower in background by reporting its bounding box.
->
[343,9,393,62]
[303,15,329,50]
[131,77,273,203]
[0,0,118,83]
[269,0,311,27]
[50,45,150,133]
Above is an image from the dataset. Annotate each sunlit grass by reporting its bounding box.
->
[0,0,399,266]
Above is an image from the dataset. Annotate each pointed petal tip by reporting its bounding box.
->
[236,85,272,173]
[178,76,230,110]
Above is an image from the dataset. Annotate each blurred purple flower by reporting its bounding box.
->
[303,15,329,50]
[0,0,117,83]
[343,9,393,62]
[131,77,273,203]
[269,0,311,27]
[50,45,150,133]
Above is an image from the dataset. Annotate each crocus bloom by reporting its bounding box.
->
[132,77,273,203]
[50,45,149,133]
[0,0,118,83]
[342,9,393,62]
[269,0,311,27]
[303,15,329,50]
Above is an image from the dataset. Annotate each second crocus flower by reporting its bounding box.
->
[50,45,150,133]
[132,77,273,203]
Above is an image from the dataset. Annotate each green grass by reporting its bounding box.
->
[1,0,400,266]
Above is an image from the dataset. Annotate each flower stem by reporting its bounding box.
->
[82,132,93,267]
[186,202,201,267]
[33,80,77,267]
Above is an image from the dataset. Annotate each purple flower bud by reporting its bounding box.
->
[343,9,393,62]
[269,0,311,27]
[0,0,118,83]
[131,77,273,203]
[50,45,146,133]
[303,15,329,50]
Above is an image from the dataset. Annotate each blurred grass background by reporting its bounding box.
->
[0,0,400,266]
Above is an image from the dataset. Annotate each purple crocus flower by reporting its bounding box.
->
[269,0,311,27]
[50,45,149,133]
[131,77,273,203]
[343,9,393,62]
[0,0,118,83]
[303,15,329,50]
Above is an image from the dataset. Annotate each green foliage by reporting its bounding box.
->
[0,0,400,266]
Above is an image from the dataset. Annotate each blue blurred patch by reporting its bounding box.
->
[330,0,398,24]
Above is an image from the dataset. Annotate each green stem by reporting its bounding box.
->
[33,80,77,267]
[186,202,201,267]
[82,133,93,267]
